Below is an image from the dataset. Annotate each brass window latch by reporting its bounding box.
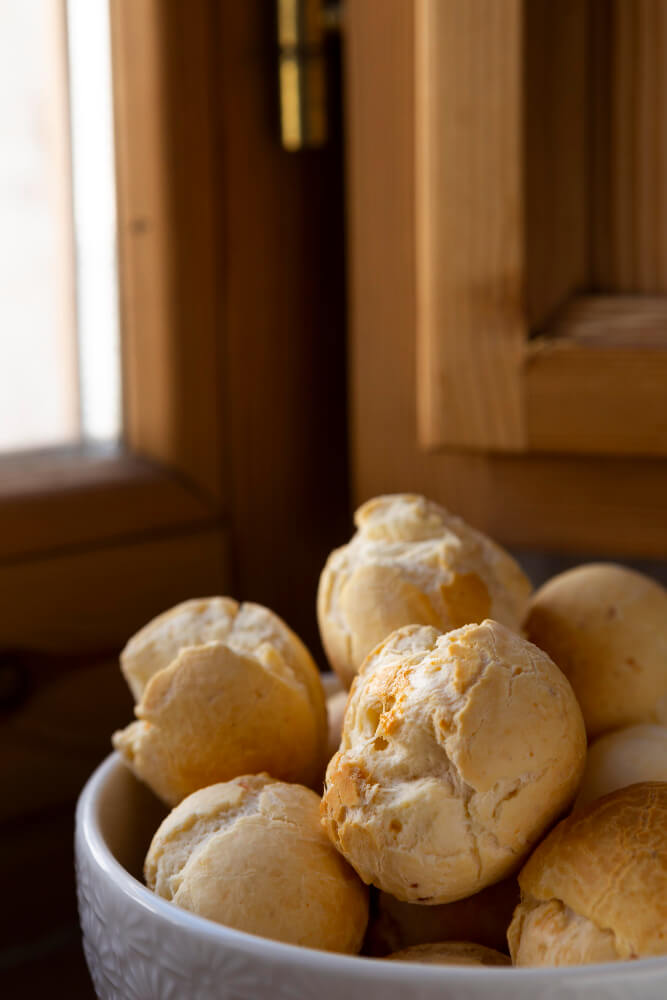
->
[277,0,342,150]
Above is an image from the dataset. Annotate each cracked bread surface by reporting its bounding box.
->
[145,775,369,953]
[317,495,532,688]
[508,898,620,966]
[508,782,667,965]
[321,620,586,904]
[113,602,327,805]
[121,597,323,711]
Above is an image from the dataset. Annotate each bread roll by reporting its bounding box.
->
[386,941,510,966]
[525,564,667,739]
[121,597,318,703]
[145,775,369,952]
[364,879,518,957]
[317,494,532,687]
[113,601,327,805]
[321,620,586,904]
[509,899,620,967]
[575,724,667,811]
[508,782,667,965]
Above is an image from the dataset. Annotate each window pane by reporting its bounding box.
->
[68,0,121,442]
[0,0,121,454]
[0,0,78,451]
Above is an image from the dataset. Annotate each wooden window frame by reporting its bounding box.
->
[0,0,350,659]
[345,0,667,557]
[2,7,349,984]
[0,0,230,655]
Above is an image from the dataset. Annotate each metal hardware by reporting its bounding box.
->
[277,0,341,150]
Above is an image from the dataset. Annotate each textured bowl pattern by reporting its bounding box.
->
[76,754,667,999]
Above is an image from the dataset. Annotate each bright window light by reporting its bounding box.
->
[67,0,121,443]
[0,0,121,455]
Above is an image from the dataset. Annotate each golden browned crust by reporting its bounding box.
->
[525,564,667,739]
[121,598,325,714]
[145,775,369,953]
[317,495,532,688]
[113,601,327,805]
[510,782,667,964]
[120,597,240,701]
[385,940,510,966]
[508,898,620,967]
[321,620,586,904]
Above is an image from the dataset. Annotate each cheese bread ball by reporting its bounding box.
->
[317,494,532,687]
[525,564,667,739]
[574,724,667,811]
[364,879,518,957]
[121,597,316,703]
[321,620,586,904]
[386,941,510,966]
[145,775,369,952]
[508,782,667,966]
[113,602,327,805]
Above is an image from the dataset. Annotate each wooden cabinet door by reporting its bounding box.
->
[344,0,667,557]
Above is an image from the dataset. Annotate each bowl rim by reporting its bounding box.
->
[76,753,667,987]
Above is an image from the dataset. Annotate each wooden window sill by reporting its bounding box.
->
[0,444,221,564]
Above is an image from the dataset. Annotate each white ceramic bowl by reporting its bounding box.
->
[75,753,667,1000]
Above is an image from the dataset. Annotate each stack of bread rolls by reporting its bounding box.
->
[111,493,667,967]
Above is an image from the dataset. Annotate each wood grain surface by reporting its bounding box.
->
[0,528,229,654]
[524,0,589,329]
[415,0,524,451]
[363,0,667,458]
[215,1,349,654]
[346,0,667,554]
[111,0,225,502]
[592,0,667,291]
[527,296,667,454]
[0,447,214,562]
